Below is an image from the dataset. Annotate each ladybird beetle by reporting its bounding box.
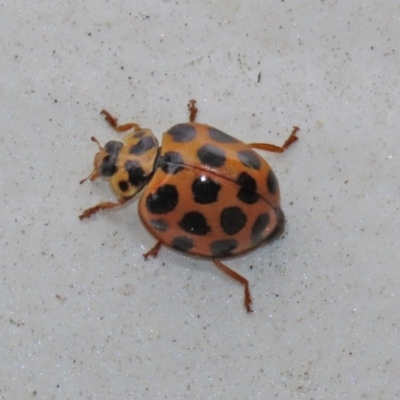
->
[80,100,299,312]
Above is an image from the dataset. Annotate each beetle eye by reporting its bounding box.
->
[104,140,123,155]
[99,154,117,176]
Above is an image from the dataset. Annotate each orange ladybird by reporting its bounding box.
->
[80,100,299,312]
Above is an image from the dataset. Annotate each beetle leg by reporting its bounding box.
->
[213,259,253,313]
[188,99,198,122]
[143,241,163,259]
[248,126,299,153]
[79,198,127,219]
[100,109,143,133]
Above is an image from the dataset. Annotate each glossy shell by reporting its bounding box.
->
[138,122,285,258]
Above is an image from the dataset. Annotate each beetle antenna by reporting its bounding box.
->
[90,136,103,150]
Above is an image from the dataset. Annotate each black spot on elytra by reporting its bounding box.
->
[133,131,145,138]
[156,151,184,174]
[129,136,157,155]
[172,236,194,252]
[220,207,247,235]
[208,127,238,143]
[150,218,168,232]
[125,160,147,187]
[146,184,178,214]
[237,150,261,170]
[210,239,238,257]
[167,124,196,142]
[197,144,226,168]
[178,212,211,236]
[192,176,221,204]
[237,172,259,204]
[267,170,279,195]
[251,213,270,244]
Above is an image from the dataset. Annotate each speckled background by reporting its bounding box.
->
[1,1,400,399]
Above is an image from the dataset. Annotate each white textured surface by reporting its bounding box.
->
[1,1,400,399]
